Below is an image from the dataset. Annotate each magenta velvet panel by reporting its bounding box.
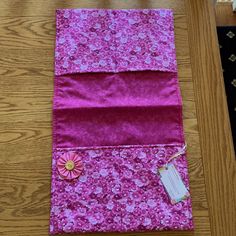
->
[53,71,184,148]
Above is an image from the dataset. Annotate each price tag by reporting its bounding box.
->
[159,163,190,204]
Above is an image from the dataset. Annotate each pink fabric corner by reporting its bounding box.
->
[55,9,177,75]
[50,145,193,234]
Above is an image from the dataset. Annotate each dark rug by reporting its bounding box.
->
[217,26,236,153]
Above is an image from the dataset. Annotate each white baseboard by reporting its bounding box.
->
[233,0,236,11]
[217,0,232,2]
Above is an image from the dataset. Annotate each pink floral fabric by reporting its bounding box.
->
[55,9,177,75]
[50,145,193,234]
[51,8,193,234]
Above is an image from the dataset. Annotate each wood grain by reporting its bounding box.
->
[0,0,186,16]
[0,0,234,235]
[215,2,236,25]
[185,0,236,236]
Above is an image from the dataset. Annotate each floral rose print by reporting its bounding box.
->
[57,152,83,180]
[50,145,193,234]
[51,9,193,234]
[55,9,177,75]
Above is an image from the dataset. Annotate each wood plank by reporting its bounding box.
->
[0,134,209,235]
[0,15,189,51]
[215,2,236,26]
[0,13,190,76]
[0,0,186,17]
[0,63,193,80]
[0,78,196,123]
[185,0,236,236]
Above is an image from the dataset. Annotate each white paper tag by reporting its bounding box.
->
[159,163,190,204]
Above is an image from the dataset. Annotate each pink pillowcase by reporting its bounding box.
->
[50,9,194,234]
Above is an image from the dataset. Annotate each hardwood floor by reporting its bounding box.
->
[0,1,235,236]
[215,2,236,25]
[186,1,236,235]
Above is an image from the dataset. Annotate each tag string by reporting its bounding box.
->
[165,143,187,168]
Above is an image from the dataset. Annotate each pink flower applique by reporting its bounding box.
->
[57,152,83,180]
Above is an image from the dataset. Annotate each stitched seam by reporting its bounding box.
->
[53,143,184,152]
